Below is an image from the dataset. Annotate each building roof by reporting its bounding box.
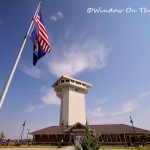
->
[31,125,68,135]
[52,75,93,88]
[30,123,150,135]
[89,124,150,134]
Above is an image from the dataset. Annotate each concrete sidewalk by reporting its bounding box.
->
[0,146,75,150]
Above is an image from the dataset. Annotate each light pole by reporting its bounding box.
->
[26,129,30,140]
[26,129,30,145]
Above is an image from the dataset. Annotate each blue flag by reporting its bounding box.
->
[29,25,46,66]
[29,9,51,66]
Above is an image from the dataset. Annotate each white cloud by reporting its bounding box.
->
[27,106,36,112]
[95,97,111,105]
[25,87,60,112]
[110,101,137,116]
[26,102,37,112]
[41,86,60,105]
[46,30,110,77]
[88,91,150,122]
[57,12,63,18]
[50,16,57,21]
[138,91,150,98]
[87,107,106,117]
[26,102,47,113]
[19,64,45,79]
[111,91,150,116]
[50,11,63,21]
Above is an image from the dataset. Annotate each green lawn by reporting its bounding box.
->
[99,146,150,150]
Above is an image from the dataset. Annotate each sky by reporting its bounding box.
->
[0,0,150,139]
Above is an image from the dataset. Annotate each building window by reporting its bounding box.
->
[66,80,69,82]
[101,134,105,142]
[99,135,103,142]
[82,84,86,87]
[126,136,132,145]
[75,88,79,92]
[70,134,74,143]
[76,82,81,85]
[107,135,112,143]
[61,80,64,83]
[116,134,121,142]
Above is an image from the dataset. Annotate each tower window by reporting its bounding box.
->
[76,82,81,85]
[61,80,64,83]
[75,88,79,92]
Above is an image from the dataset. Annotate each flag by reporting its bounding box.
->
[30,26,46,65]
[22,120,26,126]
[30,9,51,66]
[130,116,133,124]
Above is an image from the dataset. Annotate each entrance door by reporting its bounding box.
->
[75,136,82,143]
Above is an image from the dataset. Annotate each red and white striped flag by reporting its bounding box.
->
[35,10,51,53]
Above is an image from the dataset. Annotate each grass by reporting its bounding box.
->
[99,146,150,150]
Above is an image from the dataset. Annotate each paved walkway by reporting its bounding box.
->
[0,146,75,150]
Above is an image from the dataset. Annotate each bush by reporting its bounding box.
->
[81,128,99,150]
[75,142,83,150]
[0,131,5,140]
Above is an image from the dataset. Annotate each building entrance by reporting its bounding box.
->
[75,135,82,143]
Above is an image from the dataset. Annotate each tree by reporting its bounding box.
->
[81,128,99,150]
[0,131,5,140]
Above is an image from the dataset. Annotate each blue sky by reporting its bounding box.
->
[1,0,150,139]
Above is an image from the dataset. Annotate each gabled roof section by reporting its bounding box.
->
[65,122,87,132]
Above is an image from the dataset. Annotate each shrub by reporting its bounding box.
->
[81,128,99,150]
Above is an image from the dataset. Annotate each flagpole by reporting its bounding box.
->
[130,116,136,146]
[130,116,136,138]
[0,1,41,109]
[20,120,26,145]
